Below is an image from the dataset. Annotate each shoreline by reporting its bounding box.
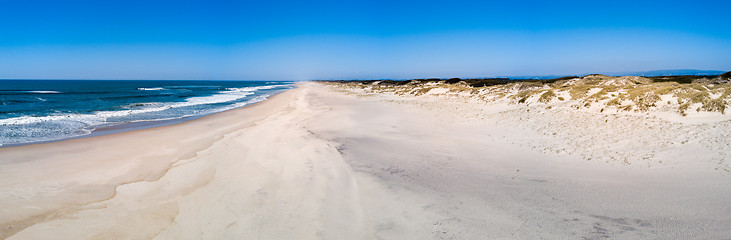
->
[1,82,729,239]
[0,88,292,148]
[0,87,302,238]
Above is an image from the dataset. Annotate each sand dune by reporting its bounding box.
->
[1,82,729,239]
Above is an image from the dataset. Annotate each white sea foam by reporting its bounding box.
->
[0,84,292,146]
[230,94,271,108]
[165,85,221,89]
[25,90,61,94]
[0,85,287,126]
[137,87,165,91]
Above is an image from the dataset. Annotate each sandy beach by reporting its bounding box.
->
[1,82,730,239]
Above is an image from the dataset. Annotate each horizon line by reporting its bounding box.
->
[1,69,728,81]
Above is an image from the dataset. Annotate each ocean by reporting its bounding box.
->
[0,80,294,147]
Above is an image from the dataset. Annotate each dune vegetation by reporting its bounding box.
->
[322,72,731,116]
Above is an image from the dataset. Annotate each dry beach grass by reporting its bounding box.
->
[322,75,731,171]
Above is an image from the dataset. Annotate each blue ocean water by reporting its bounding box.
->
[0,80,294,146]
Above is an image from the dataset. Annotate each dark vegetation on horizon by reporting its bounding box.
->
[649,75,718,84]
[320,71,731,87]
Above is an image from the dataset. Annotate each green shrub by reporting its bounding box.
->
[650,75,716,84]
[719,71,731,80]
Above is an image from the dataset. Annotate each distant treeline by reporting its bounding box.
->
[320,71,731,87]
[322,76,577,88]
[649,75,720,84]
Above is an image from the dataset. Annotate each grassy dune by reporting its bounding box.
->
[322,73,731,116]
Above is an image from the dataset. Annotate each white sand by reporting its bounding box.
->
[1,82,729,239]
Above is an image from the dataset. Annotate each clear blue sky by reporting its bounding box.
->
[1,0,730,80]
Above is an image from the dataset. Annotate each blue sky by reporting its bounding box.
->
[1,0,730,80]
